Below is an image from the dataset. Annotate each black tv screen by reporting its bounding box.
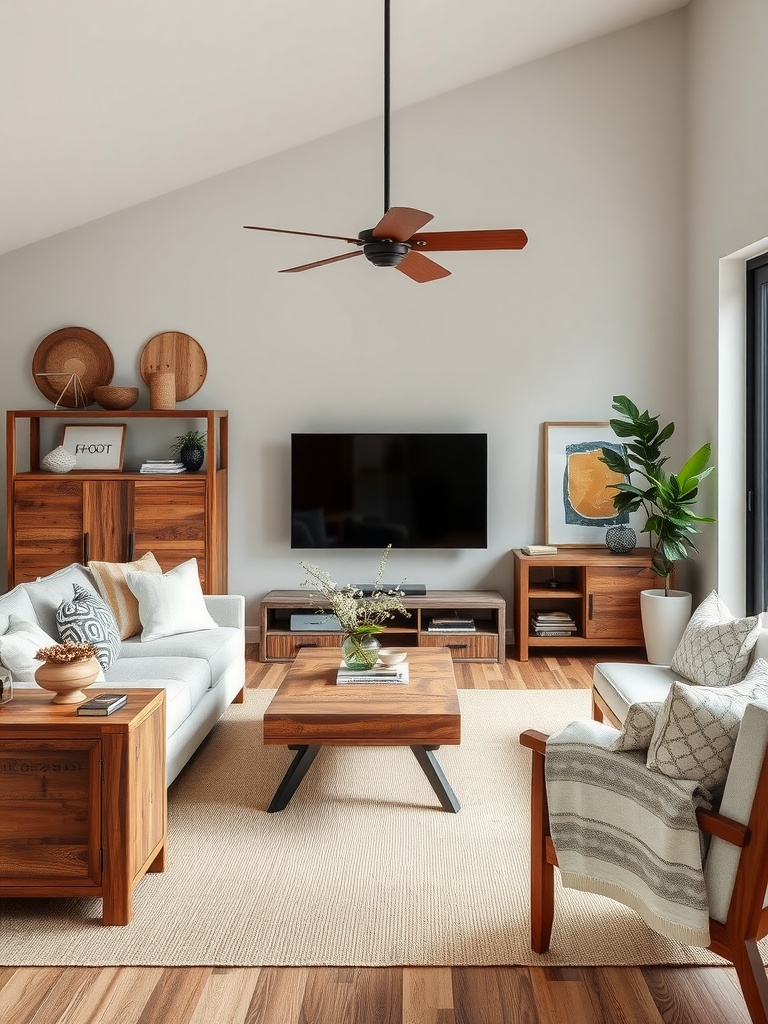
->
[290,433,488,549]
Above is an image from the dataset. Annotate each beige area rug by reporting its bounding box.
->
[0,688,755,967]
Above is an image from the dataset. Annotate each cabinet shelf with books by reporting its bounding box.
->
[513,548,659,661]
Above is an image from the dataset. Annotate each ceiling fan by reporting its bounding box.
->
[244,0,528,282]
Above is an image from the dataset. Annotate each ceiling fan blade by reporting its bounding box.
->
[244,225,359,244]
[408,229,528,252]
[372,207,434,242]
[396,251,451,283]
[278,251,363,274]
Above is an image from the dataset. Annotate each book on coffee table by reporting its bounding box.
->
[336,664,409,685]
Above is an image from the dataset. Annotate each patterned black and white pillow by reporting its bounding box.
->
[610,700,664,751]
[670,590,760,687]
[646,660,768,794]
[57,583,121,672]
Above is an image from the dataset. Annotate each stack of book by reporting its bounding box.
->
[139,459,186,474]
[426,616,476,633]
[530,611,577,637]
[336,663,409,685]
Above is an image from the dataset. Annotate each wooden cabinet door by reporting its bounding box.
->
[13,479,84,582]
[83,480,132,563]
[0,738,101,885]
[132,480,207,584]
[585,565,654,641]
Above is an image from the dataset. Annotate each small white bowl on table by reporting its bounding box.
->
[377,649,407,666]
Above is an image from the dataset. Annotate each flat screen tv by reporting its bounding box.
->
[291,433,488,549]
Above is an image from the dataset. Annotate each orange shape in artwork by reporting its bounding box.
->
[567,450,624,520]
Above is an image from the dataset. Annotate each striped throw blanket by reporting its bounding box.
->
[545,719,713,946]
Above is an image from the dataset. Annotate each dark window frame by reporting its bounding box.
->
[746,252,768,614]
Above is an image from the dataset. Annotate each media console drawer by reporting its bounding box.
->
[419,633,499,660]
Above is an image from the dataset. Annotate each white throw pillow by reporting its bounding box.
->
[0,615,58,681]
[646,660,768,793]
[670,590,760,687]
[125,558,217,642]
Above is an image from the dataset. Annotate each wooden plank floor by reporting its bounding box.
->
[0,646,754,1024]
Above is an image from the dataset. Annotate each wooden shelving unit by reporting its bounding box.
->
[6,409,228,593]
[259,589,506,664]
[513,547,658,661]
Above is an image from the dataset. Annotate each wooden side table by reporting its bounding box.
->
[0,688,166,925]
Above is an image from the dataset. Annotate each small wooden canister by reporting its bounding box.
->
[149,371,176,410]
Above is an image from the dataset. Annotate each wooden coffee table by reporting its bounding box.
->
[263,647,462,813]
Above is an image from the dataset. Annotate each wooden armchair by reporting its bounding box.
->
[520,701,768,1024]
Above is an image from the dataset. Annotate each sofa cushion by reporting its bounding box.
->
[88,551,163,640]
[104,656,211,706]
[125,558,217,642]
[593,661,678,723]
[21,564,96,639]
[118,627,241,689]
[56,584,121,672]
[646,661,768,793]
[88,677,193,738]
[670,590,760,687]
[0,585,37,634]
[0,615,58,682]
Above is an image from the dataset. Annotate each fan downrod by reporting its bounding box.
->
[358,228,409,268]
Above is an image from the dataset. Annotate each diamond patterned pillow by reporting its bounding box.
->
[56,583,121,672]
[646,659,768,793]
[610,700,664,751]
[670,590,760,686]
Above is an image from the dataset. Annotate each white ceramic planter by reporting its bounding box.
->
[640,589,692,665]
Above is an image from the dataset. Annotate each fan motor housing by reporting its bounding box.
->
[359,229,410,268]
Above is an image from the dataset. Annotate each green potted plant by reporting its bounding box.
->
[600,395,715,663]
[171,429,206,473]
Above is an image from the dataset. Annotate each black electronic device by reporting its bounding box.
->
[352,583,427,596]
[290,433,488,550]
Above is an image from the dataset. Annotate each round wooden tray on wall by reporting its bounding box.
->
[139,331,207,401]
[32,327,115,407]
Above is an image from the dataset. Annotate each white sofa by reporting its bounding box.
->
[0,563,246,785]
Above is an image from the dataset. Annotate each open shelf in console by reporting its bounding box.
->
[259,590,506,664]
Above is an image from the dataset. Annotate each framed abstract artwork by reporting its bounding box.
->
[544,421,633,546]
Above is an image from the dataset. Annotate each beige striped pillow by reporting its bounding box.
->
[88,552,162,640]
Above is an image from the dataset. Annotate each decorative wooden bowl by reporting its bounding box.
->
[93,385,139,410]
[34,656,101,704]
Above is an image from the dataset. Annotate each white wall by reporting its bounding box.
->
[0,13,688,632]
[688,0,768,613]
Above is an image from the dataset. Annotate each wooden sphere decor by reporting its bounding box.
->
[140,331,207,401]
[34,656,101,704]
[32,327,114,407]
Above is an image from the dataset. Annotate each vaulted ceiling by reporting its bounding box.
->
[0,0,687,256]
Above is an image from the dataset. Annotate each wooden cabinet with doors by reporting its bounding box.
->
[6,409,227,592]
[513,547,660,661]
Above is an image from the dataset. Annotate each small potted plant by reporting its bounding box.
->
[34,641,101,704]
[299,545,410,669]
[171,429,206,472]
[600,395,715,663]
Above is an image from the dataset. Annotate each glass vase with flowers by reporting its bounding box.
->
[299,545,410,670]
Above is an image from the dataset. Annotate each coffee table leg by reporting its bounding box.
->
[268,744,321,812]
[411,746,461,813]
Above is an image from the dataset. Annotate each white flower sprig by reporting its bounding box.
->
[299,544,410,637]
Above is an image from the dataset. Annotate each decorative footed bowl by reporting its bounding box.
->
[35,656,101,704]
